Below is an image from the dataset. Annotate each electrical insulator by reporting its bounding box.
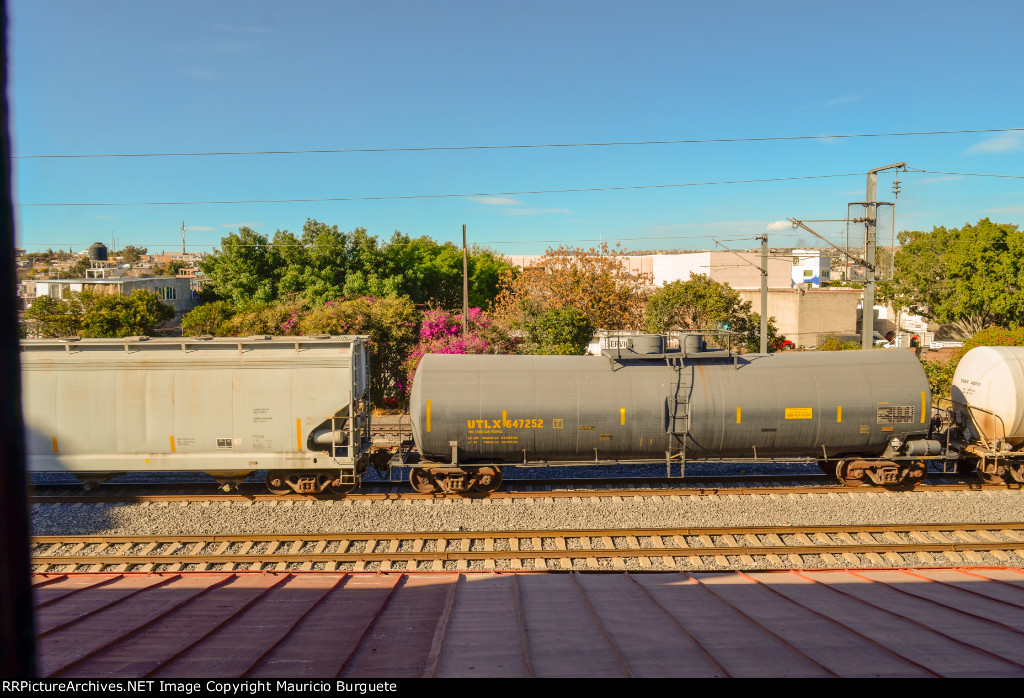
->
[892,178,901,198]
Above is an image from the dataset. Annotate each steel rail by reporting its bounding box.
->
[30,523,1024,572]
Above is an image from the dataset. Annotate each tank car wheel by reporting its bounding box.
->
[265,471,293,495]
[472,467,503,493]
[891,463,927,490]
[835,460,868,487]
[409,468,439,494]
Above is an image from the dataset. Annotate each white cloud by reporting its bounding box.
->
[185,66,220,82]
[469,196,524,206]
[825,94,862,108]
[965,132,1024,154]
[188,226,216,231]
[766,220,790,231]
[984,204,1024,215]
[503,208,571,216]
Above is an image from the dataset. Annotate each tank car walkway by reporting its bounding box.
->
[32,568,1024,678]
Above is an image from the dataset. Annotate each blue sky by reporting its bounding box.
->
[9,1,1024,255]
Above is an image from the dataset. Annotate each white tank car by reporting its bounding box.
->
[951,346,1024,445]
[21,335,372,493]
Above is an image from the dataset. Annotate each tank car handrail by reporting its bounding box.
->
[939,397,1007,450]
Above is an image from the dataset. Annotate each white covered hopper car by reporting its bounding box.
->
[21,335,373,493]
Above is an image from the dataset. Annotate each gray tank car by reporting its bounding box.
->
[21,335,373,494]
[409,334,942,493]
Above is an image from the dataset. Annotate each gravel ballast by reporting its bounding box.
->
[31,489,1024,537]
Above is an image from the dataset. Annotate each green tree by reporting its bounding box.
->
[741,313,787,353]
[221,298,305,337]
[879,219,1024,337]
[115,245,147,265]
[494,243,650,331]
[523,307,594,355]
[200,228,282,306]
[297,296,419,406]
[644,274,758,342]
[814,333,862,351]
[181,300,235,336]
[77,290,175,337]
[23,295,82,337]
[275,220,353,304]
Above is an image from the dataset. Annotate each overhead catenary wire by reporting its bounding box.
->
[12,127,1024,159]
[25,231,848,252]
[17,171,864,207]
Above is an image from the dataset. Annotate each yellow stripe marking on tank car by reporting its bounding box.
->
[51,436,58,453]
[621,408,626,425]
[296,419,302,451]
[426,400,432,432]
[736,407,741,424]
[921,392,926,423]
[503,410,507,427]
[837,406,842,423]
[170,435,176,452]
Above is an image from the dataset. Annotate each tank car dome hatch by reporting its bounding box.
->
[951,346,1024,444]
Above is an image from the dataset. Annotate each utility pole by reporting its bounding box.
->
[462,224,469,337]
[760,235,768,353]
[181,221,186,255]
[862,162,905,350]
[714,237,769,353]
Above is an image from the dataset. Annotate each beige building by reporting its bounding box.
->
[508,252,793,290]
[27,276,197,318]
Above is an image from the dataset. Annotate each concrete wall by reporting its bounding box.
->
[738,288,864,348]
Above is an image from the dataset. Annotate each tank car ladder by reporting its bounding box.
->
[666,357,691,478]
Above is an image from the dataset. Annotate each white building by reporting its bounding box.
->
[507,252,793,290]
[791,249,831,288]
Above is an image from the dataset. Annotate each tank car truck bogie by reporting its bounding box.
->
[410,332,946,492]
[408,465,503,494]
[21,335,373,495]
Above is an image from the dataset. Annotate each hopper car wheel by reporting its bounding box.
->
[328,481,357,495]
[978,470,1007,485]
[1007,465,1024,484]
[472,467,503,493]
[265,471,292,495]
[410,468,439,494]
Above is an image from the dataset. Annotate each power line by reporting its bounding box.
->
[906,167,1024,179]
[13,128,1024,160]
[16,172,862,207]
[21,231,784,249]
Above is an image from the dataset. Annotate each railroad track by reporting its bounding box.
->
[31,523,1024,573]
[30,472,1005,504]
